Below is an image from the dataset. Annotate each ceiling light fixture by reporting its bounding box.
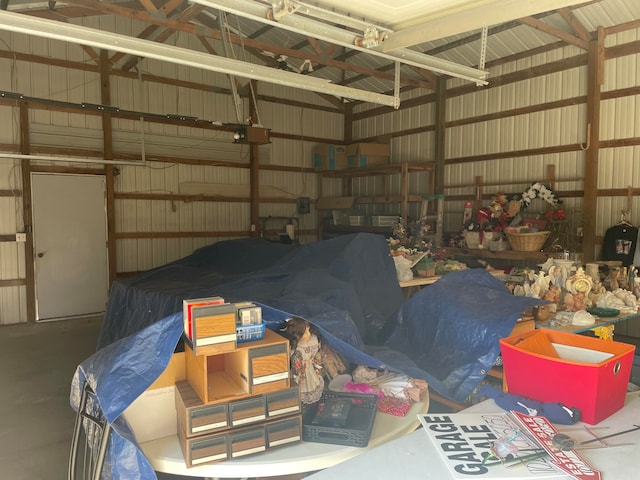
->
[190,0,489,85]
[0,153,146,166]
[0,10,398,107]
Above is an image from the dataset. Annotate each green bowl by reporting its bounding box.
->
[586,307,620,317]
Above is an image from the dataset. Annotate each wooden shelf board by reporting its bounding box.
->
[320,162,435,178]
[442,247,549,262]
[324,224,392,234]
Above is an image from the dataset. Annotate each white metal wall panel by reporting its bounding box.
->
[0,156,26,324]
[0,285,26,325]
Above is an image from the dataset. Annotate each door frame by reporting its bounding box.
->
[24,165,113,322]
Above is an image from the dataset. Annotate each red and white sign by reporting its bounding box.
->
[512,411,601,480]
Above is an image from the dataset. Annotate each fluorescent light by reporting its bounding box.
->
[381,0,592,51]
[190,0,489,85]
[0,153,146,166]
[0,10,397,107]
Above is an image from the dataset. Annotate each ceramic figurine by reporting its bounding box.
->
[565,267,593,296]
[280,317,324,404]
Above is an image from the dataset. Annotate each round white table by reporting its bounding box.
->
[126,385,429,478]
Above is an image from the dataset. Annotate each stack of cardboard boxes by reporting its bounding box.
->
[313,142,390,171]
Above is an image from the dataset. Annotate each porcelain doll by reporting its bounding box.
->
[280,317,324,404]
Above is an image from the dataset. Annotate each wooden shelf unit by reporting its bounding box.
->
[317,162,439,240]
[441,246,550,268]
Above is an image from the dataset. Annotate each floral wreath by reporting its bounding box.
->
[519,182,560,210]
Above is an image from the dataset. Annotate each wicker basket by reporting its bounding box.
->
[505,231,551,252]
[463,231,495,249]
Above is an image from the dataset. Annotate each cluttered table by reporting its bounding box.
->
[399,269,640,341]
[399,269,506,298]
[125,384,430,478]
[536,311,640,341]
[305,391,640,480]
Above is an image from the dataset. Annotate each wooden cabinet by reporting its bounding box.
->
[317,162,440,242]
[185,328,291,404]
[179,328,302,467]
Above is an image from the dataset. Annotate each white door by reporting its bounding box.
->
[31,173,109,322]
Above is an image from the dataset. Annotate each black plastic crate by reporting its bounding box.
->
[302,391,378,447]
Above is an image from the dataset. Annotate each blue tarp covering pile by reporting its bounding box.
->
[72,233,543,479]
[98,234,404,349]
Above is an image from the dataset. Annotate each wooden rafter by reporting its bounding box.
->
[518,15,589,50]
[120,3,204,71]
[558,7,592,42]
[137,0,158,12]
[32,0,433,89]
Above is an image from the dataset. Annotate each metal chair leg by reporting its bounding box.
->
[68,382,111,480]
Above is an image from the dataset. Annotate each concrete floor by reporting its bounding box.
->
[0,317,297,480]
[0,316,103,480]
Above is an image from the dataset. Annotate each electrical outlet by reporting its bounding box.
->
[16,233,27,242]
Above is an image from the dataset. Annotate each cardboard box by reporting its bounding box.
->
[346,142,390,168]
[500,329,635,424]
[312,144,348,170]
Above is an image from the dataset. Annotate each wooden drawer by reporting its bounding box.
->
[178,421,229,468]
[178,414,302,468]
[266,387,301,418]
[248,342,290,394]
[175,381,229,437]
[176,380,301,438]
[190,303,237,356]
[229,396,267,428]
[229,424,266,458]
[266,415,302,448]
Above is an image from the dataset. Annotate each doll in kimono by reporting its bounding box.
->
[280,317,324,404]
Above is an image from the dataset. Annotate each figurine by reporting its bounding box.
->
[566,267,593,297]
[280,317,324,404]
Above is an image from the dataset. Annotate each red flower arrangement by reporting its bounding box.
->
[545,208,566,221]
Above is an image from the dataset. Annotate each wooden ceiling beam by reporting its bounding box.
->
[518,16,589,50]
[558,7,592,42]
[137,0,158,13]
[31,0,431,89]
[120,3,203,71]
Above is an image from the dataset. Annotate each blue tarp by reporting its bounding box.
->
[72,234,543,479]
[382,269,545,401]
[98,234,404,349]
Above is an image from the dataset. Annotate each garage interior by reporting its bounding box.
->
[2,0,640,479]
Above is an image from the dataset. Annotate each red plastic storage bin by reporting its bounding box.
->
[500,329,635,424]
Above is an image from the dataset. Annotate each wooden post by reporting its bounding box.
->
[474,175,484,213]
[19,101,36,322]
[401,162,409,223]
[248,80,260,237]
[545,164,556,189]
[582,27,605,262]
[100,49,117,285]
[434,76,447,195]
[344,103,353,145]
